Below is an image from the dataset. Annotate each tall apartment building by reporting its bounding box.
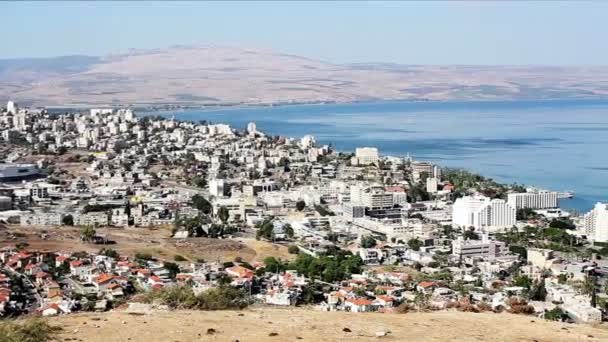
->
[351,147,379,166]
[580,202,608,242]
[452,195,516,230]
[507,191,558,209]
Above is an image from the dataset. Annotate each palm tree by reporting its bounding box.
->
[580,274,597,307]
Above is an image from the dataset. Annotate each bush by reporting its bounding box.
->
[544,306,565,321]
[143,285,249,310]
[288,245,300,254]
[0,319,62,342]
[174,255,186,262]
[507,298,535,315]
[135,252,153,261]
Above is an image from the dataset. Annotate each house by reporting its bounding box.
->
[41,303,68,316]
[344,298,374,313]
[373,295,395,308]
[225,265,254,279]
[417,281,439,294]
[93,273,116,292]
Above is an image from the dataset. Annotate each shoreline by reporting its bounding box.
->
[43,96,608,114]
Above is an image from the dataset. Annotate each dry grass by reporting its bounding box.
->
[0,226,290,263]
[49,306,608,342]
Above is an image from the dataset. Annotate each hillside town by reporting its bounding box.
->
[0,100,608,325]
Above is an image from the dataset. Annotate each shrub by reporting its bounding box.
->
[143,285,249,310]
[0,319,62,342]
[507,298,535,315]
[395,302,413,314]
[288,245,300,254]
[135,252,153,261]
[174,255,186,262]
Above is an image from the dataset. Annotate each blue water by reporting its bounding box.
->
[148,99,608,212]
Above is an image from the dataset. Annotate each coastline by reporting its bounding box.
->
[44,96,608,115]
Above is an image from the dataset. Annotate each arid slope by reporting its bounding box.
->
[51,306,608,342]
[2,46,608,106]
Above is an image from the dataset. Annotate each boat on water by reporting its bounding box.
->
[558,191,575,199]
[0,164,41,181]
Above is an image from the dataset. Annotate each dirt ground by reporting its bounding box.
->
[51,306,608,342]
[0,225,292,263]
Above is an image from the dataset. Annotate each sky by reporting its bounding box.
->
[1,1,607,65]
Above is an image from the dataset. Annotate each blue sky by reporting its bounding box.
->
[1,1,606,65]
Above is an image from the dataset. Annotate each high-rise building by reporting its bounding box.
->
[452,195,516,230]
[209,179,225,198]
[247,122,257,136]
[351,147,379,165]
[581,203,608,242]
[426,177,438,193]
[6,101,16,115]
[507,191,558,209]
[411,161,434,181]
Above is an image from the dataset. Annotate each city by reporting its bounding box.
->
[0,100,607,332]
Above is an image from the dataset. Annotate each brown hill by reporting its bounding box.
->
[2,45,608,106]
[50,306,608,342]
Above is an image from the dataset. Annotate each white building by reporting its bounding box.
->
[6,101,16,115]
[580,202,608,242]
[426,177,438,193]
[452,235,507,260]
[411,161,437,181]
[507,191,558,209]
[20,212,64,226]
[452,195,516,230]
[246,122,257,136]
[300,135,316,149]
[351,147,379,166]
[209,179,225,198]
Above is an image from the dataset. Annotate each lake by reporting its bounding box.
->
[149,99,608,212]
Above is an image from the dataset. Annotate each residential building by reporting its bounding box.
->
[507,191,558,209]
[452,195,516,230]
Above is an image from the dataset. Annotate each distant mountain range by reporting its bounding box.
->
[2,45,608,107]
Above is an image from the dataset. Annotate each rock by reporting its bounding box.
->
[91,317,101,321]
[73,329,79,333]
[207,328,217,335]
[122,320,127,324]
[343,328,352,333]
[268,332,279,337]
[127,303,154,314]
[375,331,389,337]
[237,313,244,316]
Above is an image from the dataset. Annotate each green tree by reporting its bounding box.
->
[296,200,306,211]
[513,274,533,289]
[408,238,423,251]
[544,306,565,321]
[360,235,377,248]
[464,228,480,240]
[529,279,547,300]
[191,194,212,215]
[99,248,119,259]
[62,214,74,226]
[284,223,294,239]
[217,206,230,224]
[163,262,180,280]
[80,225,96,242]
